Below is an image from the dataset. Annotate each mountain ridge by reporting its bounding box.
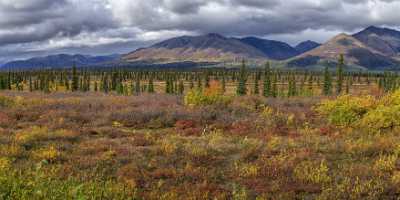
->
[4,26,400,70]
[2,54,121,69]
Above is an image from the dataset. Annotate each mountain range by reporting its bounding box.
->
[1,54,121,69]
[2,26,400,70]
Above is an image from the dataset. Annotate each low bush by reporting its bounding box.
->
[184,81,232,107]
[316,95,375,126]
[0,95,14,107]
[294,160,331,185]
[359,105,400,131]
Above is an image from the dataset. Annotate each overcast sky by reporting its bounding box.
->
[0,0,400,63]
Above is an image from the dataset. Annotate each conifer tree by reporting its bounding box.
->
[323,67,332,96]
[135,78,141,95]
[29,76,33,92]
[189,75,194,89]
[94,81,98,92]
[263,62,271,97]
[221,73,226,94]
[271,72,278,98]
[148,77,155,93]
[307,74,313,96]
[204,71,210,88]
[336,54,344,94]
[254,75,259,95]
[236,60,248,96]
[116,82,124,95]
[71,64,79,92]
[178,80,184,94]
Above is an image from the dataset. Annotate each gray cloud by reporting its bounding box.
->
[1,0,400,62]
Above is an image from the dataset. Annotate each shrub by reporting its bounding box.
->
[316,95,375,126]
[14,126,49,146]
[374,154,397,172]
[0,157,11,172]
[379,90,400,106]
[0,95,14,107]
[359,105,400,131]
[184,81,231,107]
[33,145,61,162]
[294,160,331,185]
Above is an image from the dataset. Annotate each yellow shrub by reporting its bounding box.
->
[184,81,231,107]
[316,95,376,126]
[359,105,400,131]
[158,136,182,155]
[235,162,260,178]
[294,160,331,184]
[379,90,400,106]
[374,154,397,172]
[33,145,61,162]
[14,126,49,145]
[260,106,274,119]
[0,157,11,171]
[0,143,24,158]
[391,171,400,186]
[0,95,15,107]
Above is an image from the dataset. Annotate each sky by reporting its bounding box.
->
[1,0,400,63]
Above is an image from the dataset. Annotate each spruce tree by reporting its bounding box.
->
[189,75,194,89]
[236,60,248,96]
[307,74,313,96]
[178,80,184,94]
[271,72,278,98]
[29,76,33,92]
[254,75,259,95]
[135,78,141,95]
[263,62,271,97]
[71,64,79,92]
[221,74,226,94]
[148,77,155,93]
[336,54,344,95]
[323,67,332,96]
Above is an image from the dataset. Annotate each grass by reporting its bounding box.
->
[0,91,399,199]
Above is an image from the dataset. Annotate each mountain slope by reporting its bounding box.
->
[353,26,400,57]
[2,54,121,69]
[123,33,266,63]
[289,33,398,70]
[295,40,321,54]
[239,37,299,60]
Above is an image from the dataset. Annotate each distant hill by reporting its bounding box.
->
[123,33,266,63]
[289,32,400,70]
[239,37,299,60]
[2,54,121,69]
[295,40,321,54]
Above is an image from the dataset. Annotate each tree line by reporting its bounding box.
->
[0,56,399,97]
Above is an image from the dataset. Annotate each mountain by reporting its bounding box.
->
[239,37,299,60]
[295,40,321,54]
[353,26,400,57]
[289,33,398,70]
[4,26,400,70]
[2,54,121,69]
[123,33,266,63]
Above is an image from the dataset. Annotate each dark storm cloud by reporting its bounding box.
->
[1,0,400,62]
[0,0,116,45]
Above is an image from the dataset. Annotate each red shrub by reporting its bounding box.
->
[175,120,196,130]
